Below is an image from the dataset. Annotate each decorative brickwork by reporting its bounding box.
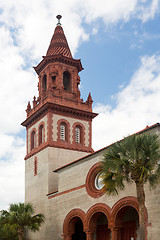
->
[34,157,38,176]
[85,203,112,231]
[85,162,105,198]
[62,198,146,240]
[47,111,53,143]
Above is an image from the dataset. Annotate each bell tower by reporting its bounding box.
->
[22,16,97,206]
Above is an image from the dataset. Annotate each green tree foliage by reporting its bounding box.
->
[0,203,45,240]
[101,133,160,240]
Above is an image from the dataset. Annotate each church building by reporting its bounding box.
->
[22,15,160,240]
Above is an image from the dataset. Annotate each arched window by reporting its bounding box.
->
[31,130,36,150]
[75,126,81,143]
[34,157,38,176]
[42,74,47,91]
[60,123,66,141]
[63,71,71,91]
[74,124,83,144]
[39,124,44,145]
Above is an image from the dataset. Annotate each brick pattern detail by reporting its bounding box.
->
[46,25,72,58]
[34,157,38,176]
[89,121,92,149]
[47,112,53,143]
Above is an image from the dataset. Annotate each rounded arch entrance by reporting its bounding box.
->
[85,203,112,240]
[111,196,148,240]
[63,209,86,240]
[112,196,139,225]
[63,198,148,240]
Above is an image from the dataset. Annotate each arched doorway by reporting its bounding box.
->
[86,204,111,240]
[112,197,142,240]
[63,209,86,240]
[94,213,111,240]
[115,206,139,240]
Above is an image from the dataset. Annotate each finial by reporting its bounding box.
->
[56,15,62,25]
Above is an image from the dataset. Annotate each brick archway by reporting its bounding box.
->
[111,196,139,226]
[63,208,86,240]
[85,203,112,231]
[111,196,148,240]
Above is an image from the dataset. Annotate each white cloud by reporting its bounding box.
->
[0,136,25,210]
[93,54,160,150]
[138,0,160,22]
[0,26,37,134]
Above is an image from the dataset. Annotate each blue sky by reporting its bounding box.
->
[0,0,160,210]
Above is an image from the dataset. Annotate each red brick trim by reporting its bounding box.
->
[63,208,86,236]
[34,157,38,176]
[72,122,85,146]
[24,142,93,160]
[27,129,29,154]
[38,121,45,146]
[48,184,85,199]
[89,121,92,149]
[62,196,149,239]
[85,203,112,231]
[22,101,97,128]
[111,196,139,223]
[47,111,53,143]
[85,162,105,198]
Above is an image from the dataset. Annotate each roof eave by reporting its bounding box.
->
[34,55,83,74]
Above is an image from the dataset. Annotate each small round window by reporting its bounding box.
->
[86,163,105,198]
[95,173,104,190]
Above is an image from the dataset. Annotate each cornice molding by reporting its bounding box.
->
[34,54,83,74]
[24,141,94,160]
[22,101,98,128]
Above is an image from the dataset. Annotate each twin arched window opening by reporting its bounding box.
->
[59,122,83,144]
[42,71,71,92]
[31,124,44,151]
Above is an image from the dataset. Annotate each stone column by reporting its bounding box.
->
[86,231,93,240]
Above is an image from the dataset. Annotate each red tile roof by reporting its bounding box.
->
[54,122,160,172]
[46,25,72,58]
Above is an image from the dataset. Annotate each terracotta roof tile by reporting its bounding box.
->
[46,25,72,58]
